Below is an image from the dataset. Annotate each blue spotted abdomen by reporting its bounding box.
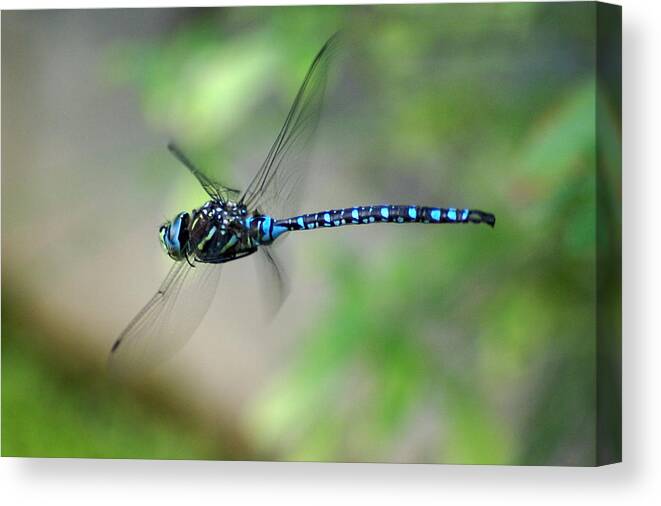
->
[248,215,289,245]
[275,205,495,235]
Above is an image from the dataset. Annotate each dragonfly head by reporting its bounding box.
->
[159,211,191,261]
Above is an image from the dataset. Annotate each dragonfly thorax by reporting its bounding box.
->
[159,200,258,264]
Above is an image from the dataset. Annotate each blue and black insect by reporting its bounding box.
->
[110,34,495,368]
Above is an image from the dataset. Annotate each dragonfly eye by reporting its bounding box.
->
[159,212,190,261]
[158,225,169,254]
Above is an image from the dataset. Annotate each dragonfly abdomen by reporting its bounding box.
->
[275,205,495,234]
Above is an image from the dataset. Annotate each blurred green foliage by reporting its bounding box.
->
[2,3,620,465]
[2,296,229,460]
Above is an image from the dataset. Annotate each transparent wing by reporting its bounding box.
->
[168,142,240,202]
[254,245,289,318]
[239,33,339,218]
[109,260,222,373]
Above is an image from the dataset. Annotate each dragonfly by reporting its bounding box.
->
[110,33,496,370]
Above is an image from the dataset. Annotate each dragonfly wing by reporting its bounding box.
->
[255,245,289,318]
[109,260,222,373]
[240,33,339,218]
[168,141,240,202]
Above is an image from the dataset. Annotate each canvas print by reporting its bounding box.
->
[1,2,621,465]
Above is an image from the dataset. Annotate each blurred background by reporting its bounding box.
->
[2,3,620,465]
